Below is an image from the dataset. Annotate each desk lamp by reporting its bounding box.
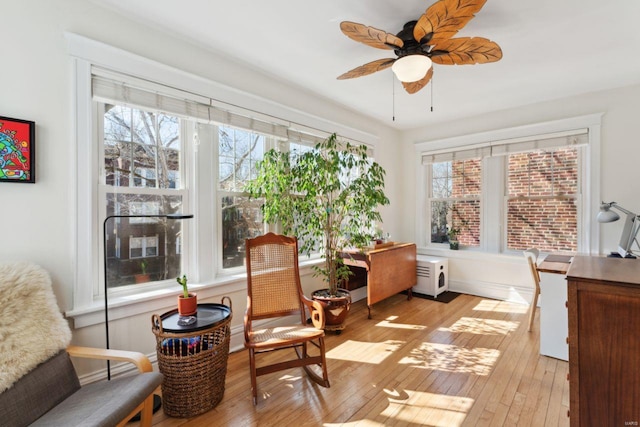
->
[597,202,639,258]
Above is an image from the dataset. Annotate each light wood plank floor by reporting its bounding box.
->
[136,293,569,427]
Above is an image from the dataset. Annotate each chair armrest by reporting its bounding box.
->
[66,345,153,373]
[301,296,325,330]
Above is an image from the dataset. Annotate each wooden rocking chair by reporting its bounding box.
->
[244,233,330,404]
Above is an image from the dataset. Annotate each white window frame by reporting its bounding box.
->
[426,158,483,248]
[66,33,379,327]
[97,101,192,292]
[415,114,603,255]
[502,145,582,253]
[214,125,273,275]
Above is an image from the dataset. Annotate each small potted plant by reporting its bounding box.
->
[176,274,197,316]
[134,259,150,283]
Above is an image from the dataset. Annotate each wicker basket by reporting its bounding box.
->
[151,298,232,418]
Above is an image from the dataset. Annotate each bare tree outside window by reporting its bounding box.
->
[218,126,266,268]
[102,105,184,287]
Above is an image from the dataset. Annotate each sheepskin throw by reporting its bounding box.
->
[0,262,71,393]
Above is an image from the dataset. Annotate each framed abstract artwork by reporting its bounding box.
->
[0,116,35,183]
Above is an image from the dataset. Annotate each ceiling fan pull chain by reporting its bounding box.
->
[430,73,434,112]
[392,72,396,121]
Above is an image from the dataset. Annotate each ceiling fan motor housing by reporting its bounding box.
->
[393,20,432,59]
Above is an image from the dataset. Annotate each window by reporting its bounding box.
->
[101,104,186,288]
[417,119,598,255]
[99,101,322,286]
[95,91,332,287]
[429,159,481,247]
[217,126,267,268]
[129,235,159,258]
[506,147,578,252]
[69,35,376,322]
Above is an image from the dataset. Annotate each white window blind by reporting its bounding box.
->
[490,130,588,156]
[422,144,491,164]
[422,129,588,164]
[91,67,371,152]
[92,72,290,139]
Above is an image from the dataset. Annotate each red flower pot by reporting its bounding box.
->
[177,293,197,316]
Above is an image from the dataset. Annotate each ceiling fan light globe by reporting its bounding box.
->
[391,55,432,83]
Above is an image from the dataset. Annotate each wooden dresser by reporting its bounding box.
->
[566,256,640,427]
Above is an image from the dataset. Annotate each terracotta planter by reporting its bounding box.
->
[311,288,352,333]
[177,292,197,316]
[134,274,150,284]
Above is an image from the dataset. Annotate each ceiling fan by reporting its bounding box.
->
[337,0,502,94]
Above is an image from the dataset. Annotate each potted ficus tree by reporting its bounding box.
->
[247,133,389,331]
[176,274,197,316]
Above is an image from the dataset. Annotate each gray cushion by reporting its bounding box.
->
[30,371,163,427]
[0,350,80,427]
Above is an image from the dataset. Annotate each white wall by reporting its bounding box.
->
[2,0,405,378]
[401,83,640,299]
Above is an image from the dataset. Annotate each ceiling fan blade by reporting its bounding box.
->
[340,21,404,50]
[431,37,502,65]
[401,67,434,94]
[337,58,396,80]
[414,0,487,46]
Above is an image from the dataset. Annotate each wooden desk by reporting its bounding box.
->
[566,256,640,426]
[537,253,573,274]
[342,243,417,319]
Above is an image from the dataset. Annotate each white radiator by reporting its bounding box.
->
[414,255,449,298]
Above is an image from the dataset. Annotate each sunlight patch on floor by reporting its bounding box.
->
[323,420,387,426]
[278,373,302,387]
[399,342,500,375]
[473,299,528,314]
[375,315,427,330]
[439,317,519,335]
[326,339,404,363]
[379,389,474,426]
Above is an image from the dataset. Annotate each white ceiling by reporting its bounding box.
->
[93,0,640,130]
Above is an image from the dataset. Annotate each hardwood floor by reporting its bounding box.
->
[137,293,569,426]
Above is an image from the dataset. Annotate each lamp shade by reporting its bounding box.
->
[597,207,620,223]
[391,55,432,83]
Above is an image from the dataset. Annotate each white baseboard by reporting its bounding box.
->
[449,279,532,305]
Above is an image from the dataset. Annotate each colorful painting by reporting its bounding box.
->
[0,116,35,183]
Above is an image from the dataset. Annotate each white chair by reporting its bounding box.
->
[523,248,541,332]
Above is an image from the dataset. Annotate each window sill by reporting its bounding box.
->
[418,245,526,264]
[66,258,323,329]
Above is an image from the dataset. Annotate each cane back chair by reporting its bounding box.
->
[244,233,330,404]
